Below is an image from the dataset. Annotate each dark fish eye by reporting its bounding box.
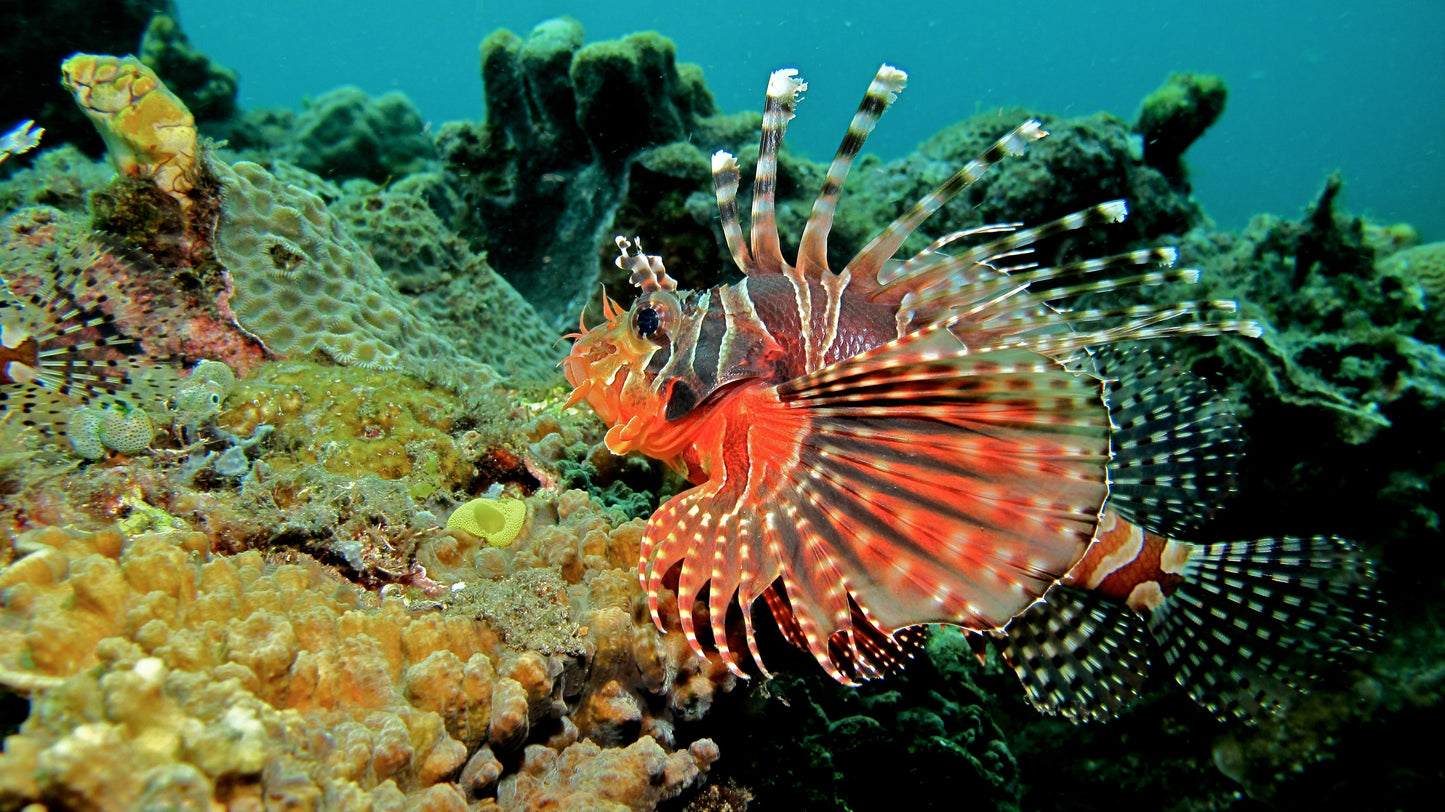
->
[634,306,661,338]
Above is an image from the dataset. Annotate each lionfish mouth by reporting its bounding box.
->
[560,289,627,416]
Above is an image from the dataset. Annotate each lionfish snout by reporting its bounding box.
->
[561,287,651,425]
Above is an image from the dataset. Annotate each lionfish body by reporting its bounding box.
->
[0,237,158,437]
[564,66,1380,722]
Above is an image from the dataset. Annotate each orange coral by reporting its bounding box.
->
[60,53,198,205]
[0,487,730,809]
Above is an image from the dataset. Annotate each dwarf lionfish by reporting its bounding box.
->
[562,65,1380,722]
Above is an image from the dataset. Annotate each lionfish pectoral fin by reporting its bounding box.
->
[1098,345,1245,536]
[1148,535,1383,722]
[992,586,1152,724]
[746,327,1121,680]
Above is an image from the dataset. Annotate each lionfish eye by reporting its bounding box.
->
[630,290,679,342]
[635,306,661,337]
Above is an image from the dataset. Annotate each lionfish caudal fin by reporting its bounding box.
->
[984,349,1382,722]
[0,237,170,436]
[640,324,1120,684]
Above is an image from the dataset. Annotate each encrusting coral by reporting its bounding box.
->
[0,488,729,810]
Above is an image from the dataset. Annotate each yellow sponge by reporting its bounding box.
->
[445,497,526,547]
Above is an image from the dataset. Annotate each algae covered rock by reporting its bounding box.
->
[283,86,437,182]
[1135,72,1227,179]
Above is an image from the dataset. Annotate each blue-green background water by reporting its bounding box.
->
[179,0,1444,239]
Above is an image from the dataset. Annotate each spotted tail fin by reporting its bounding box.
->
[1153,535,1382,721]
[987,586,1151,723]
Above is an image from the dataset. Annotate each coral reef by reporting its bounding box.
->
[2,14,1439,811]
[331,184,562,385]
[435,18,738,323]
[213,159,505,387]
[0,487,728,810]
[813,107,1202,265]
[283,86,437,183]
[0,144,113,215]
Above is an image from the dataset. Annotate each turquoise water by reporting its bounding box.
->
[179,0,1444,239]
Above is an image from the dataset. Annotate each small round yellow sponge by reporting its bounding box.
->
[445,497,527,547]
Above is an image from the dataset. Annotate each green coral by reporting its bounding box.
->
[211,158,500,392]
[1135,72,1227,177]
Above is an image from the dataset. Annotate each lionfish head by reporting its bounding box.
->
[562,238,702,460]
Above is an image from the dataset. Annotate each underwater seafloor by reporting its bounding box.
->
[2,5,1443,812]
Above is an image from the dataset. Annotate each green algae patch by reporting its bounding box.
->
[217,361,471,492]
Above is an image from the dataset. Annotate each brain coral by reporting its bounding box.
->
[332,186,561,384]
[212,158,508,390]
[0,487,730,811]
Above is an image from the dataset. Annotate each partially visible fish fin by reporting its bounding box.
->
[1,236,173,439]
[1152,535,1383,721]
[1099,345,1244,536]
[990,586,1151,723]
[845,120,1047,283]
[873,201,1260,349]
[762,584,930,682]
[795,65,908,277]
[747,68,808,275]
